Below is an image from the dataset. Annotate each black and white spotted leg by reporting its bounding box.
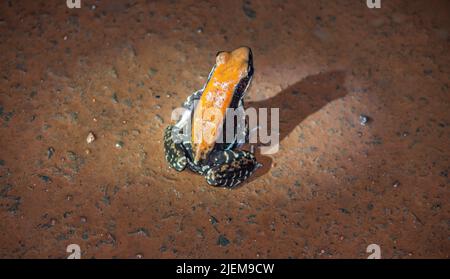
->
[163,125,187,171]
[205,150,261,188]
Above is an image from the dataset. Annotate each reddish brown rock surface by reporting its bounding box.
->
[0,0,448,258]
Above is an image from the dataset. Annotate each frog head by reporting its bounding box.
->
[191,47,254,164]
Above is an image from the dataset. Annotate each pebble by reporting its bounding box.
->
[115,141,124,149]
[242,1,256,19]
[47,147,55,159]
[131,129,140,136]
[359,115,371,126]
[39,175,52,183]
[154,115,164,124]
[148,68,158,77]
[82,231,89,240]
[217,235,230,247]
[50,218,57,226]
[112,92,119,103]
[209,216,218,225]
[86,132,96,144]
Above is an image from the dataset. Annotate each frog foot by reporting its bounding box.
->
[205,150,262,188]
[164,125,187,171]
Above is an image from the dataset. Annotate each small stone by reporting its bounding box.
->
[242,1,256,19]
[39,175,52,183]
[209,216,218,225]
[82,231,89,240]
[115,141,124,149]
[47,147,55,159]
[196,27,203,34]
[66,195,73,201]
[128,227,150,237]
[50,218,57,226]
[154,115,164,124]
[131,129,140,136]
[85,149,91,155]
[80,216,87,223]
[393,180,400,188]
[148,68,158,77]
[359,115,371,126]
[136,253,143,259]
[86,132,96,144]
[217,235,230,247]
[112,92,119,103]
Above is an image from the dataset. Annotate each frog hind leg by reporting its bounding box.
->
[164,125,187,171]
[205,150,261,188]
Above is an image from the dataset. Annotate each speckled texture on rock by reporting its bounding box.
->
[0,0,449,258]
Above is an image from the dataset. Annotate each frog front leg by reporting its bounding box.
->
[182,89,203,110]
[205,150,261,188]
[164,125,188,171]
[164,88,204,171]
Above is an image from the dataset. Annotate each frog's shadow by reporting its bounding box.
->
[239,70,348,187]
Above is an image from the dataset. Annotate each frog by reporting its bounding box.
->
[163,46,261,188]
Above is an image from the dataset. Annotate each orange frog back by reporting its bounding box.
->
[191,47,252,163]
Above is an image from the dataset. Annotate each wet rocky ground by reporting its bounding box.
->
[0,0,449,258]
